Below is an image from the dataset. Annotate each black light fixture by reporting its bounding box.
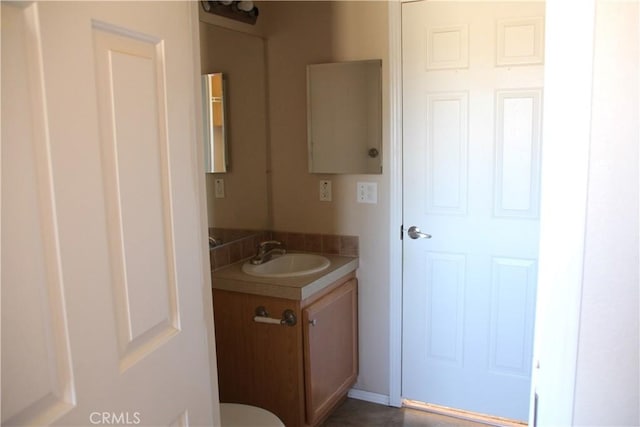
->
[201,1,259,25]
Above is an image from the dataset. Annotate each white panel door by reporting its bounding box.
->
[1,2,218,426]
[402,1,544,421]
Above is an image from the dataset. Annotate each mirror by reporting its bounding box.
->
[202,72,229,173]
[307,59,382,174]
[199,21,270,240]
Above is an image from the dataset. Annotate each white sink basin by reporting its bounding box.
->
[242,253,330,278]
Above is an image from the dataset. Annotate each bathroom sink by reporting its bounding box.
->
[242,253,330,278]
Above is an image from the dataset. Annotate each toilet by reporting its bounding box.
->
[220,403,284,427]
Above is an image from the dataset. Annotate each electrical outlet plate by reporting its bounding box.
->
[357,181,377,204]
[214,178,225,198]
[319,180,332,201]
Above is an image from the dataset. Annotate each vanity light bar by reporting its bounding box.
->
[200,1,259,25]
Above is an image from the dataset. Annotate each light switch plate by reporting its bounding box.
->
[357,182,377,204]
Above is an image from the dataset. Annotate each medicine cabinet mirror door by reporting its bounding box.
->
[307,59,382,174]
[202,72,229,173]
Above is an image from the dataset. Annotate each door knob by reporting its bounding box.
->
[407,226,432,240]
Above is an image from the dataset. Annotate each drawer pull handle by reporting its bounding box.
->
[254,306,297,326]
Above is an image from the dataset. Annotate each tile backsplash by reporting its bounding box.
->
[209,228,359,272]
[271,231,359,257]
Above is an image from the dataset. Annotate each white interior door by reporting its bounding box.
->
[1,2,219,426]
[401,1,544,421]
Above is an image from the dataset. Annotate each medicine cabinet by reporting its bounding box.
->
[307,59,382,174]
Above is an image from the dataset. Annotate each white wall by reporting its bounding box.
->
[573,2,640,424]
[533,1,639,425]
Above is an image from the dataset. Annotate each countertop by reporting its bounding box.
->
[211,253,359,300]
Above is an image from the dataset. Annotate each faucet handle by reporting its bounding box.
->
[258,240,284,249]
[255,240,284,257]
[250,240,286,265]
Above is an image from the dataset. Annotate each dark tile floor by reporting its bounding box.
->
[321,399,490,427]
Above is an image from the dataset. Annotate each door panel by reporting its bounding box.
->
[494,90,543,218]
[402,2,544,421]
[489,258,537,376]
[1,2,217,426]
[426,92,468,215]
[93,24,181,372]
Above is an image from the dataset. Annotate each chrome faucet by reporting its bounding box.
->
[209,236,223,249]
[250,240,286,265]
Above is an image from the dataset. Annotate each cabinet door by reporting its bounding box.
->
[303,278,358,425]
[213,290,305,427]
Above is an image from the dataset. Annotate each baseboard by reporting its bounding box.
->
[347,388,390,406]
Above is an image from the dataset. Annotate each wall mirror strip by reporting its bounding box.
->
[202,72,229,173]
[200,20,271,245]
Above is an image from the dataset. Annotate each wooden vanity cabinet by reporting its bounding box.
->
[212,272,358,427]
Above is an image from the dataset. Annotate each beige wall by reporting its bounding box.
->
[262,1,391,396]
[200,21,271,230]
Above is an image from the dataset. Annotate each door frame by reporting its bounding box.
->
[190,1,223,423]
[387,0,404,409]
[387,1,596,423]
